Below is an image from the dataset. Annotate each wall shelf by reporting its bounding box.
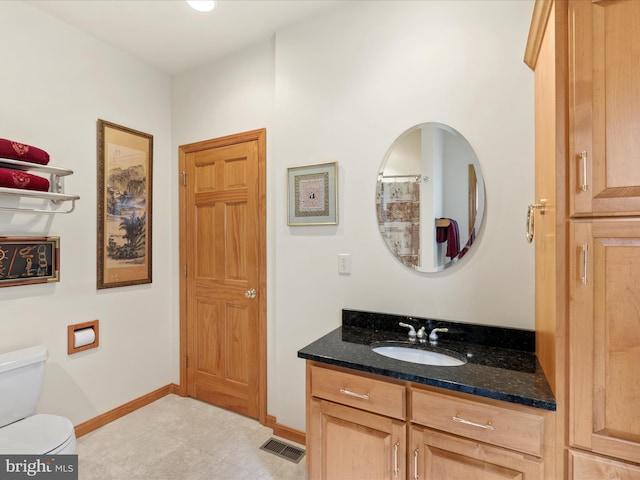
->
[0,158,79,214]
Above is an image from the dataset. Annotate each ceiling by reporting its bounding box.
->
[25,0,344,75]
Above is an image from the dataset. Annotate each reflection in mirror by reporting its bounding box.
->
[376,123,485,273]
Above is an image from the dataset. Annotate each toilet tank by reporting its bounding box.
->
[0,345,47,428]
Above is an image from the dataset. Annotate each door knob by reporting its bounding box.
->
[245,288,256,299]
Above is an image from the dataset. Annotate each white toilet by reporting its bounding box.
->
[0,345,76,454]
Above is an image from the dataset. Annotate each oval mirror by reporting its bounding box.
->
[376,122,485,273]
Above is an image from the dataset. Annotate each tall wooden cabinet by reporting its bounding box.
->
[527,0,640,478]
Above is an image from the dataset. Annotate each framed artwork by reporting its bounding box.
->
[0,236,60,287]
[97,119,153,289]
[287,162,338,226]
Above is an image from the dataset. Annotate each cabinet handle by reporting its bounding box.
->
[393,442,399,478]
[526,203,545,243]
[339,388,370,400]
[452,415,495,430]
[581,243,588,286]
[580,151,589,192]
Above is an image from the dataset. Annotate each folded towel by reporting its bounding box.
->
[0,167,50,192]
[0,138,50,165]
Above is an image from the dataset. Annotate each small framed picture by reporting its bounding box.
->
[0,236,60,287]
[287,162,338,226]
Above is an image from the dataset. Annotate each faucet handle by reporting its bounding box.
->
[429,327,449,343]
[399,322,417,339]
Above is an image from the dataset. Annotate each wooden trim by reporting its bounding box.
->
[67,320,99,355]
[266,414,306,446]
[74,384,177,437]
[524,0,554,69]
[178,128,267,425]
[178,145,188,399]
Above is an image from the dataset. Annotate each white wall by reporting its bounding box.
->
[173,0,534,432]
[273,0,534,430]
[0,1,174,425]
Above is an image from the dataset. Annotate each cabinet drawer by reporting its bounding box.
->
[570,450,640,480]
[310,365,406,420]
[411,387,544,457]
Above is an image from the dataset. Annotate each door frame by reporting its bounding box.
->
[178,128,267,425]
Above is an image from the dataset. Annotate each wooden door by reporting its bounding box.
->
[570,220,640,464]
[410,427,543,480]
[179,129,266,422]
[570,0,640,216]
[308,399,405,480]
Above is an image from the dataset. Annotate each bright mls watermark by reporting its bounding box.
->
[0,456,77,480]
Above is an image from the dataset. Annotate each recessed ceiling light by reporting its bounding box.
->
[187,1,216,13]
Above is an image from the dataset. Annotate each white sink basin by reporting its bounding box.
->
[371,345,466,366]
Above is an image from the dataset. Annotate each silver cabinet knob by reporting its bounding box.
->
[245,288,256,299]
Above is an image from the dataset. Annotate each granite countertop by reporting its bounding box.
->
[297,310,556,411]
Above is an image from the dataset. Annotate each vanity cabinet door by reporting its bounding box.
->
[569,450,640,480]
[308,398,406,480]
[570,0,640,216]
[410,426,543,480]
[570,220,640,464]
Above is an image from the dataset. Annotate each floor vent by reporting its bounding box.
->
[260,438,306,463]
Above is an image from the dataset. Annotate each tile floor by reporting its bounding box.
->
[76,394,306,480]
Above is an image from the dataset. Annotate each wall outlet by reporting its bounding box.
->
[338,253,351,274]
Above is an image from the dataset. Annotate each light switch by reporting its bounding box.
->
[338,253,351,274]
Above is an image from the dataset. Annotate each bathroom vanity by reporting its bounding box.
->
[298,310,556,479]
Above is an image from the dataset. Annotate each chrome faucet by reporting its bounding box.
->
[399,322,417,341]
[428,328,448,345]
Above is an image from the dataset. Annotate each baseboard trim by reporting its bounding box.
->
[266,414,306,446]
[74,383,179,438]
[74,384,306,448]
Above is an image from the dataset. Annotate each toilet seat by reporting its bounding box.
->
[0,414,75,454]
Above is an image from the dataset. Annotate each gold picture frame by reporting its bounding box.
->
[97,119,153,289]
[287,162,338,226]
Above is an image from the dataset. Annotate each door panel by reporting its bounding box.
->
[180,129,266,422]
[308,399,406,480]
[570,0,640,215]
[570,220,640,463]
[411,426,543,480]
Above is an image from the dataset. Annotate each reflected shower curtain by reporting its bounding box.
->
[376,179,420,267]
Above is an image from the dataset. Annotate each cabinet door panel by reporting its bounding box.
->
[570,220,640,463]
[570,450,640,480]
[308,398,405,480]
[570,0,640,215]
[411,426,543,480]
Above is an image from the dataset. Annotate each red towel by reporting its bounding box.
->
[436,218,460,259]
[0,138,50,165]
[0,167,50,192]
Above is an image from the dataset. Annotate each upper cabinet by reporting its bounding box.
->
[570,0,640,216]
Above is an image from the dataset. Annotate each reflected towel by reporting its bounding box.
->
[0,138,50,165]
[446,219,460,259]
[436,218,460,259]
[0,167,50,192]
